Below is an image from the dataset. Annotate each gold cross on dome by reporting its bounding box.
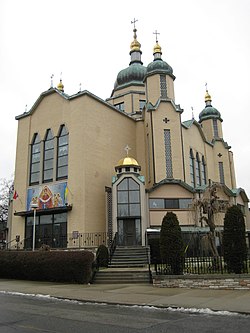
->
[124,145,131,156]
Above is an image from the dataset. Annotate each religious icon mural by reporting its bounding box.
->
[27,182,68,211]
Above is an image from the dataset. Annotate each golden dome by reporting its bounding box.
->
[130,28,141,52]
[130,38,141,51]
[116,156,139,167]
[205,90,211,102]
[57,79,64,91]
[153,41,162,54]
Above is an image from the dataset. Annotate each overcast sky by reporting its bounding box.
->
[0,0,249,198]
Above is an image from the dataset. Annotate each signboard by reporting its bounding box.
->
[27,182,68,211]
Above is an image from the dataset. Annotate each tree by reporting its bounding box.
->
[159,212,184,274]
[0,178,13,233]
[192,181,228,257]
[223,205,247,274]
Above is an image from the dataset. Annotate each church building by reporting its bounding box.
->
[8,25,249,249]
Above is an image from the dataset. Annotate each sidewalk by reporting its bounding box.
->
[1,279,250,315]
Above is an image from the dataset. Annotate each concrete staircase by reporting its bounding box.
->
[94,246,152,284]
[109,246,149,268]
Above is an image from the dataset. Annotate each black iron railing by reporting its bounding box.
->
[109,232,118,265]
[154,256,250,275]
[5,232,109,250]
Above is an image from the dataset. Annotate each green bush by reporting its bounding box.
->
[96,244,109,267]
[160,212,184,275]
[223,205,247,274]
[0,250,94,283]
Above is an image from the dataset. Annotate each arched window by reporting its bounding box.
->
[195,152,201,186]
[43,129,54,182]
[57,125,68,180]
[189,149,195,187]
[30,133,41,185]
[201,156,207,185]
[117,178,140,217]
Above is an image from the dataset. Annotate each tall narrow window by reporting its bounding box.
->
[30,134,41,185]
[213,119,219,138]
[219,162,225,184]
[164,129,173,178]
[160,75,167,99]
[43,129,54,182]
[57,125,68,180]
[147,133,151,182]
[201,156,207,185]
[117,178,140,217]
[189,149,195,187]
[195,153,201,186]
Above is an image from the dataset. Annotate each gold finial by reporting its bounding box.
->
[153,41,162,54]
[57,79,64,92]
[205,83,211,102]
[153,30,162,54]
[130,18,141,51]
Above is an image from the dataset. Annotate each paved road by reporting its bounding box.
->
[0,293,250,333]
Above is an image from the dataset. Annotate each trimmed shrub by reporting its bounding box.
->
[0,250,94,283]
[96,244,109,267]
[223,205,247,274]
[160,212,184,275]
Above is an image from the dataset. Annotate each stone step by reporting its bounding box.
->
[109,262,147,268]
[109,246,150,269]
[112,255,148,260]
[94,269,151,284]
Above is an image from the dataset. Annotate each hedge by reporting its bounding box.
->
[0,250,94,283]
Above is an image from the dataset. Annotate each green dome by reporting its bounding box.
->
[199,106,222,122]
[199,90,222,122]
[114,63,147,89]
[199,105,222,122]
[146,59,174,78]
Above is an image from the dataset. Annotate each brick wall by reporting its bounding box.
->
[153,274,250,290]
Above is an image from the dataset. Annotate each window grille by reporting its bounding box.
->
[160,75,167,99]
[164,129,173,178]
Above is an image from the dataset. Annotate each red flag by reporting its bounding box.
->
[13,190,18,200]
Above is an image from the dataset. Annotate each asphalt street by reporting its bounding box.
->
[0,292,250,333]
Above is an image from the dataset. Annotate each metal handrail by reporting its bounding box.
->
[109,232,118,265]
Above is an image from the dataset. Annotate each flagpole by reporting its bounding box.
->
[31,203,38,251]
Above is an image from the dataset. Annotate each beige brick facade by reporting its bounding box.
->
[9,28,249,249]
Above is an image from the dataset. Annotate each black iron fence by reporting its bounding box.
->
[153,256,250,275]
[5,232,109,250]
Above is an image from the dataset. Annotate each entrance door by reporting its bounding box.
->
[117,219,141,246]
[124,219,136,246]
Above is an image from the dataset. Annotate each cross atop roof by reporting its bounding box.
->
[124,144,131,156]
[131,18,138,30]
[153,30,160,42]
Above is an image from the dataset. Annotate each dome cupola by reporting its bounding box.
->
[199,89,222,122]
[57,79,64,92]
[146,33,175,79]
[114,22,146,90]
[115,145,141,175]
